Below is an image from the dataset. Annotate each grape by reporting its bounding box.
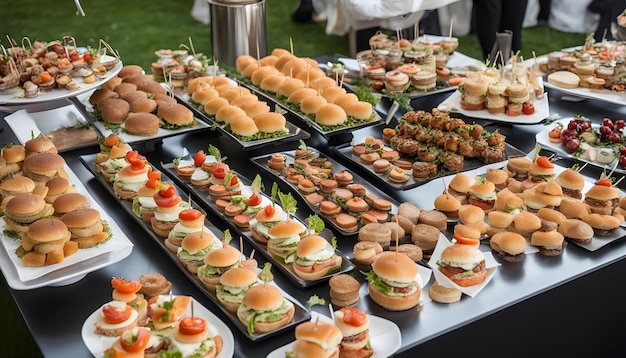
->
[600,126,612,136]
[560,129,577,145]
[602,118,614,128]
[579,121,592,132]
[609,132,621,144]
[619,146,626,155]
[616,119,625,130]
[620,155,626,168]
[565,138,580,153]
[567,121,578,130]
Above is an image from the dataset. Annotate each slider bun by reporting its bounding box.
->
[505,84,530,103]
[130,98,157,113]
[449,173,475,193]
[229,115,259,137]
[121,90,149,107]
[253,112,286,133]
[513,211,542,233]
[530,230,564,246]
[204,97,230,116]
[497,232,526,255]
[89,88,119,107]
[277,78,306,98]
[434,193,461,212]
[118,65,144,79]
[236,55,257,73]
[453,224,481,240]
[137,79,165,95]
[157,103,194,126]
[27,217,69,243]
[203,245,240,267]
[558,218,594,241]
[555,169,585,190]
[219,266,257,288]
[268,220,305,238]
[368,276,421,311]
[468,180,495,196]
[535,181,563,196]
[308,76,336,92]
[458,204,485,225]
[99,98,130,124]
[244,101,271,119]
[525,187,562,208]
[344,101,373,120]
[215,105,247,124]
[487,210,514,228]
[181,231,216,255]
[333,93,359,109]
[271,48,291,58]
[300,95,328,115]
[428,280,462,303]
[259,54,279,67]
[273,54,294,72]
[315,103,347,126]
[281,58,308,77]
[486,168,508,185]
[124,112,159,136]
[321,86,347,103]
[191,86,219,105]
[547,71,580,89]
[287,87,317,105]
[220,87,252,103]
[250,65,280,86]
[582,213,620,230]
[536,208,566,225]
[559,197,591,219]
[52,192,90,214]
[372,251,417,284]
[463,78,488,96]
[259,74,287,93]
[230,94,259,108]
[113,82,137,97]
[585,184,620,200]
[241,61,260,78]
[2,144,26,164]
[296,235,329,257]
[294,321,343,352]
[0,175,35,196]
[294,67,326,84]
[440,243,485,265]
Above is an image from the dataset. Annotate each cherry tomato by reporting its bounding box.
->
[111,277,142,294]
[246,193,262,207]
[120,328,151,352]
[229,175,239,186]
[147,170,161,180]
[179,208,203,221]
[102,304,132,324]
[263,204,275,218]
[536,156,554,168]
[522,102,535,115]
[340,307,368,326]
[595,178,612,186]
[146,179,159,189]
[126,150,146,168]
[83,53,93,63]
[179,317,207,335]
[453,234,480,247]
[104,135,120,147]
[212,166,227,180]
[158,185,176,198]
[193,150,206,167]
[69,50,80,61]
[154,194,181,208]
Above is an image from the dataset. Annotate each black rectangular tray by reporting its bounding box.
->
[78,153,310,341]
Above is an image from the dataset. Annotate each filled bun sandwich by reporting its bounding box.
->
[437,240,487,287]
[236,283,295,335]
[365,251,422,311]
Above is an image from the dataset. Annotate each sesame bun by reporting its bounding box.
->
[558,218,594,244]
[315,103,347,126]
[181,231,216,255]
[230,115,259,137]
[124,112,159,136]
[344,101,373,120]
[254,112,286,133]
[215,105,247,124]
[157,103,194,127]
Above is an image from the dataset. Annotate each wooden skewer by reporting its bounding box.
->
[328,303,335,322]
[614,176,624,186]
[448,16,454,40]
[575,162,588,173]
[290,37,294,55]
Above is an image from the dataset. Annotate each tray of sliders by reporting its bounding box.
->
[69,65,212,145]
[82,274,234,358]
[431,153,626,253]
[0,135,133,290]
[249,144,400,236]
[160,146,355,288]
[230,48,383,137]
[78,145,310,341]
[174,74,311,149]
[335,109,526,191]
[436,61,549,124]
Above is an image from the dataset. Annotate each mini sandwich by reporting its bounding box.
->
[3,193,54,236]
[523,181,563,212]
[467,176,496,212]
[148,295,191,331]
[104,327,152,358]
[486,210,514,237]
[112,155,150,200]
[558,218,594,245]
[197,244,241,292]
[216,266,258,313]
[60,208,111,248]
[437,241,487,287]
[334,307,374,358]
[167,316,223,358]
[21,216,73,267]
[95,300,140,337]
[250,204,285,244]
[493,188,524,215]
[582,213,621,237]
[486,168,509,191]
[131,173,161,222]
[292,234,342,280]
[150,184,184,238]
[157,103,194,129]
[583,180,620,215]
[489,231,526,262]
[434,192,462,219]
[365,251,422,311]
[504,156,533,181]
[523,156,555,190]
[22,152,67,183]
[290,320,343,358]
[554,168,585,200]
[531,224,565,256]
[177,230,220,273]
[237,283,295,335]
[96,144,130,183]
[266,220,307,264]
[512,211,542,237]
[165,208,205,252]
[447,173,475,204]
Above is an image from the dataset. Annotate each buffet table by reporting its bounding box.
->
[2,85,626,357]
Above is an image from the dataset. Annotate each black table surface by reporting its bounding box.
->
[3,86,626,358]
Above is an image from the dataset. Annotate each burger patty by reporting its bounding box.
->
[539,220,558,232]
[342,329,369,344]
[583,197,616,211]
[441,260,486,275]
[561,187,582,200]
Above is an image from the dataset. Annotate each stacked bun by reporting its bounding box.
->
[21,217,75,267]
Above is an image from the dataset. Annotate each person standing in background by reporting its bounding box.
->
[473,0,529,60]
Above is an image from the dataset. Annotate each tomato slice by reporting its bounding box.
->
[158,185,176,198]
[147,170,161,180]
[340,307,368,326]
[154,194,181,208]
[126,150,146,168]
[536,156,554,169]
[212,166,227,180]
[111,277,142,294]
[595,178,612,187]
[453,234,480,247]
[522,102,535,115]
[263,204,275,218]
[230,175,239,186]
[179,317,207,335]
[246,193,262,207]
[102,304,132,324]
[120,328,151,352]
[179,208,203,221]
[193,150,206,167]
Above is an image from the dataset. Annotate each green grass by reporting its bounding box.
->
[1,1,587,357]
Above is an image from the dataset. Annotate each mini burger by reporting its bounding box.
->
[177,230,220,274]
[3,193,54,235]
[237,283,295,335]
[250,204,285,244]
[291,320,343,358]
[530,225,565,256]
[583,179,620,215]
[434,192,462,219]
[467,176,496,212]
[292,234,342,280]
[447,172,475,204]
[558,218,594,245]
[197,244,241,292]
[266,220,307,264]
[504,156,533,181]
[437,242,487,287]
[489,231,526,263]
[157,103,194,129]
[554,168,585,200]
[22,152,66,183]
[216,266,259,313]
[165,208,205,252]
[21,216,72,267]
[167,316,223,358]
[131,175,161,222]
[364,251,422,311]
[582,213,621,237]
[334,307,374,358]
[523,156,556,189]
[60,208,110,248]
